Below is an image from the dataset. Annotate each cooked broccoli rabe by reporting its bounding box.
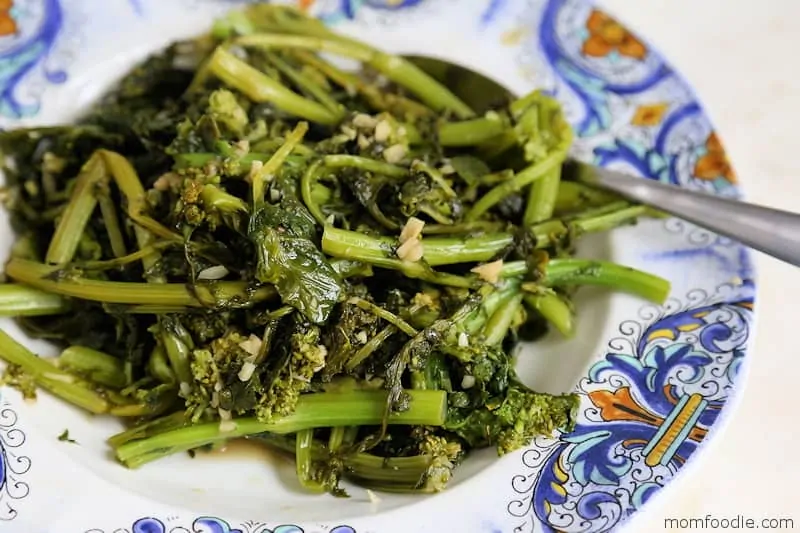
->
[0,3,669,497]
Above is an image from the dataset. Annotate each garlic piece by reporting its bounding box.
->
[382,144,406,164]
[399,217,425,244]
[470,259,504,284]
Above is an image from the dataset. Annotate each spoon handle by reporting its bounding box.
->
[586,167,800,267]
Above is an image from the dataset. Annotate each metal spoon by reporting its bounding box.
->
[405,55,800,267]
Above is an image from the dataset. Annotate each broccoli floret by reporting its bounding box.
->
[186,330,252,420]
[255,323,326,420]
[321,297,380,379]
[445,385,579,455]
[207,89,249,137]
[182,311,233,344]
[417,433,463,492]
[1,363,38,399]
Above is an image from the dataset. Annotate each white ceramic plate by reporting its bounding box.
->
[0,1,755,532]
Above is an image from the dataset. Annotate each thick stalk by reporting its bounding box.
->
[523,164,562,225]
[321,226,512,268]
[206,47,340,125]
[524,292,574,337]
[96,183,128,258]
[58,346,127,389]
[107,411,189,448]
[543,259,670,303]
[483,293,524,346]
[251,433,430,484]
[115,389,447,466]
[266,52,345,119]
[0,284,70,316]
[295,429,325,492]
[5,258,276,307]
[236,34,475,118]
[321,227,477,288]
[0,329,109,414]
[45,153,105,265]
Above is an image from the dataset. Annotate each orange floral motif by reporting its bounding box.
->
[588,387,664,426]
[0,0,15,37]
[297,0,315,12]
[694,132,737,184]
[589,386,706,444]
[582,9,646,60]
[631,103,669,127]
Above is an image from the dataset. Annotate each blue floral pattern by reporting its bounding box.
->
[508,281,754,532]
[504,1,754,531]
[0,401,31,521]
[99,516,357,533]
[517,0,738,197]
[0,0,71,120]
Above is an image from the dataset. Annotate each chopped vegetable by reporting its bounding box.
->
[0,4,669,496]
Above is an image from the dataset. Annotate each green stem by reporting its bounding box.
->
[553,180,622,215]
[346,325,396,371]
[523,164,562,225]
[5,258,276,307]
[147,345,176,384]
[173,152,308,171]
[107,411,189,448]
[422,221,505,235]
[421,234,513,266]
[411,351,451,391]
[300,159,327,225]
[528,203,649,249]
[72,242,176,271]
[290,49,358,94]
[97,183,128,258]
[236,34,475,118]
[58,346,127,389]
[296,428,325,492]
[346,297,418,337]
[321,225,512,268]
[524,291,574,337]
[201,184,248,214]
[266,52,345,119]
[572,204,649,234]
[115,389,447,466]
[328,426,346,452]
[159,317,194,386]
[253,121,309,206]
[0,329,110,414]
[466,149,566,221]
[321,226,476,288]
[323,154,407,178]
[401,117,509,147]
[460,280,521,335]
[45,153,105,265]
[0,284,70,316]
[483,293,524,346]
[251,432,430,484]
[543,259,671,303]
[206,47,341,125]
[100,150,176,277]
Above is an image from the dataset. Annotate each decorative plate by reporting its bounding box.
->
[0,0,754,532]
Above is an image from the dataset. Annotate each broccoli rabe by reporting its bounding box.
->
[0,2,671,499]
[446,385,579,455]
